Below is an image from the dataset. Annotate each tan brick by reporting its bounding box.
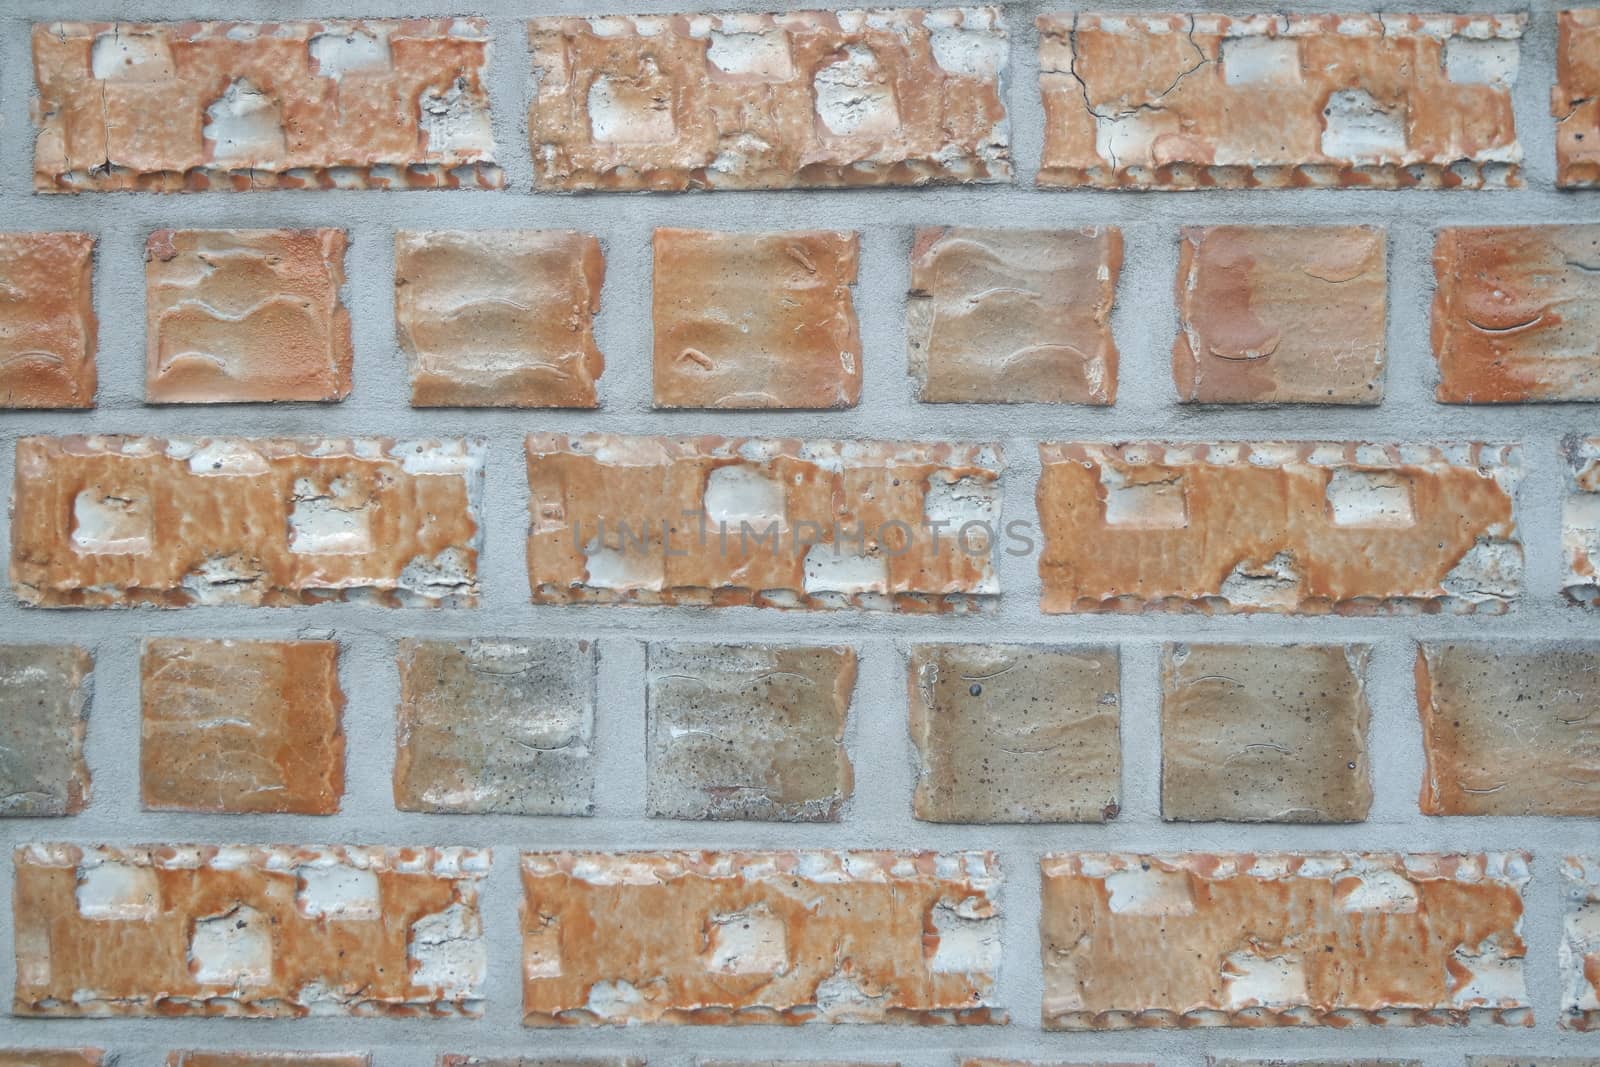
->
[170,1055,369,1067]
[395,638,596,815]
[145,229,351,404]
[1565,437,1600,607]
[908,227,1120,404]
[11,436,483,608]
[32,20,500,192]
[141,638,344,815]
[1556,11,1600,188]
[521,850,1001,1024]
[1038,14,1524,190]
[0,233,96,409]
[12,844,488,1017]
[528,9,1009,191]
[653,229,860,409]
[908,644,1120,823]
[647,643,854,821]
[0,1053,104,1067]
[1040,851,1531,1029]
[0,646,92,817]
[395,230,604,408]
[1174,227,1387,405]
[1563,857,1600,1030]
[526,434,1002,612]
[1037,442,1521,614]
[1161,643,1372,823]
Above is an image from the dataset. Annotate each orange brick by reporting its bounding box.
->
[1037,442,1521,614]
[1038,14,1524,190]
[1563,857,1600,1030]
[169,1056,368,1067]
[520,850,1001,1025]
[32,20,501,192]
[1556,11,1600,188]
[1040,852,1532,1029]
[145,230,352,404]
[12,844,489,1017]
[0,233,96,409]
[1565,436,1600,607]
[528,9,1009,191]
[11,436,483,608]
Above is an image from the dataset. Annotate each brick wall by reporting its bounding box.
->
[1,1,1598,1066]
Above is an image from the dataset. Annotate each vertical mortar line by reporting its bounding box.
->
[488,15,534,196]
[98,216,154,414]
[995,433,1041,629]
[856,223,912,413]
[336,622,398,839]
[86,622,144,831]
[998,841,1043,1041]
[1007,0,1045,186]
[1524,430,1569,622]
[1386,213,1440,415]
[475,824,526,1043]
[346,212,408,420]
[1522,849,1565,1039]
[1122,219,1182,421]
[601,213,656,416]
[1515,3,1559,192]
[593,635,647,820]
[2,13,36,197]
[845,638,909,845]
[1118,638,1164,827]
[1363,634,1422,827]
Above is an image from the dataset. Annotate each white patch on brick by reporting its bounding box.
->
[1221,36,1300,84]
[190,904,272,986]
[1326,468,1415,527]
[929,902,1001,973]
[204,79,287,162]
[408,902,486,997]
[583,538,665,591]
[1445,37,1519,86]
[1104,867,1196,915]
[704,904,788,975]
[813,46,899,137]
[704,465,786,525]
[71,491,152,555]
[930,26,1006,78]
[296,864,380,920]
[587,67,675,143]
[1219,551,1302,608]
[586,977,644,1017]
[420,78,494,155]
[1222,947,1309,1008]
[1450,935,1528,1007]
[706,29,793,79]
[289,477,374,555]
[309,30,392,77]
[1442,539,1522,604]
[91,32,174,80]
[803,544,888,595]
[1337,869,1420,913]
[75,863,159,920]
[1320,89,1406,162]
[1100,468,1187,528]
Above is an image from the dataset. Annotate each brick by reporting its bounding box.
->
[1174,227,1387,405]
[647,643,854,821]
[0,646,92,817]
[1431,227,1600,403]
[526,434,1002,612]
[1037,442,1522,614]
[395,638,596,815]
[1037,14,1524,190]
[141,638,344,815]
[32,20,501,192]
[907,643,1120,823]
[145,229,351,404]
[1161,643,1372,823]
[1556,11,1600,188]
[1563,857,1600,1030]
[0,1054,103,1067]
[0,233,96,409]
[12,844,489,1017]
[170,1056,368,1067]
[1565,437,1600,607]
[528,9,1009,191]
[520,850,1001,1025]
[12,436,483,608]
[1040,851,1531,1029]
[395,230,605,409]
[907,227,1121,404]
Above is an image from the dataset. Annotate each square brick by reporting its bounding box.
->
[0,646,91,817]
[0,233,96,409]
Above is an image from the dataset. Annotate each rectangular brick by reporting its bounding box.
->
[1564,857,1600,1030]
[0,646,92,817]
[1037,442,1521,614]
[169,1056,368,1067]
[1556,11,1600,188]
[521,850,1001,1025]
[1038,14,1524,190]
[32,20,501,192]
[528,8,1009,191]
[908,227,1120,404]
[1174,226,1387,404]
[1040,851,1531,1029]
[653,229,860,409]
[13,844,488,1017]
[12,435,483,608]
[0,1053,102,1067]
[1432,227,1600,402]
[526,433,1002,612]
[145,229,351,404]
[1565,436,1600,607]
[141,638,344,814]
[0,232,96,409]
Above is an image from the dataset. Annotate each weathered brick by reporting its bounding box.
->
[1432,227,1600,403]
[13,844,489,1017]
[395,638,596,816]
[145,229,351,404]
[1564,857,1600,1030]
[0,1053,103,1067]
[1037,442,1521,614]
[170,1055,368,1067]
[907,227,1120,404]
[526,434,1002,612]
[0,646,92,817]
[141,638,344,815]
[1040,851,1531,1029]
[0,232,96,409]
[12,436,483,608]
[653,229,860,409]
[521,850,1001,1024]
[1565,437,1600,607]
[395,230,605,408]
[647,643,854,821]
[32,20,501,192]
[1174,227,1387,405]
[528,9,1009,191]
[1556,11,1600,188]
[1037,14,1524,190]
[907,643,1120,823]
[1161,643,1372,823]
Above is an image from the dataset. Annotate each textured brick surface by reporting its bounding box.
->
[521,850,1001,1024]
[1556,11,1600,188]
[1565,436,1600,607]
[0,232,96,409]
[1037,442,1522,614]
[12,844,489,1017]
[1038,14,1524,190]
[32,20,501,192]
[1563,857,1600,1030]
[528,9,1010,191]
[0,646,92,818]
[1040,851,1531,1029]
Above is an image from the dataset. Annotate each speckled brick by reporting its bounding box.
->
[0,232,96,409]
[1563,857,1600,1030]
[1564,437,1600,607]
[1556,11,1600,188]
[0,646,92,817]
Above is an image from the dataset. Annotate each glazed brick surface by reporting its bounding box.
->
[1563,857,1600,1030]
[0,232,96,409]
[0,646,92,818]
[1556,11,1600,188]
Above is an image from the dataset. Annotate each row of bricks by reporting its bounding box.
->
[4,1057,1600,1067]
[6,638,1600,822]
[4,225,1600,410]
[22,13,1600,191]
[5,844,1596,1028]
